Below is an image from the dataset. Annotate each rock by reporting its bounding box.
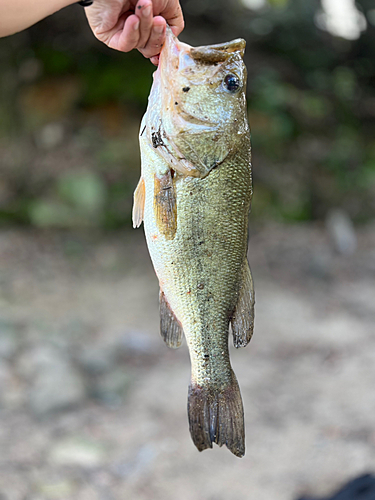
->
[0,361,26,409]
[37,480,76,498]
[78,344,116,375]
[308,247,332,280]
[326,209,357,255]
[0,320,20,360]
[17,57,42,83]
[116,330,157,354]
[0,362,12,406]
[16,345,60,378]
[36,123,64,150]
[94,368,132,406]
[25,345,86,415]
[49,438,107,468]
[297,473,375,500]
[111,444,158,479]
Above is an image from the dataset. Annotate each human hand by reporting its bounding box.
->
[84,0,184,64]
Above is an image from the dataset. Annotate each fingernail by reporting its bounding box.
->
[142,5,152,17]
[134,19,140,30]
[154,24,164,34]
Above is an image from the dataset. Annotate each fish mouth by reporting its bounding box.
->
[158,29,237,130]
[175,109,217,128]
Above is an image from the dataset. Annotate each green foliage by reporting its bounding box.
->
[0,0,375,227]
[268,0,290,7]
[79,51,154,107]
[58,171,106,213]
[36,47,75,75]
[333,66,357,100]
[29,172,107,228]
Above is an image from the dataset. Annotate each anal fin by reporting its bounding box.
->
[132,177,145,228]
[231,259,255,348]
[159,290,183,348]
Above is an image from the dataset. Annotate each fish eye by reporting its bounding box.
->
[223,74,241,93]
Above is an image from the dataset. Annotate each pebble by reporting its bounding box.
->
[49,438,106,468]
[0,320,20,360]
[326,209,357,255]
[36,123,65,150]
[116,330,157,354]
[94,368,132,406]
[78,344,116,375]
[0,362,26,409]
[111,444,158,479]
[37,480,75,498]
[23,345,86,415]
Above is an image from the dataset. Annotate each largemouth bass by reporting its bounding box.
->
[133,27,254,457]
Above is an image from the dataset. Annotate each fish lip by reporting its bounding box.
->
[175,108,218,128]
[159,26,191,70]
[190,38,246,63]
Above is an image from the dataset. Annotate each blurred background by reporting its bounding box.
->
[0,0,374,499]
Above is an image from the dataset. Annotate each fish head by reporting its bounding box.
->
[155,28,249,176]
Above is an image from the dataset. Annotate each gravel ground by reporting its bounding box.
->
[0,222,374,500]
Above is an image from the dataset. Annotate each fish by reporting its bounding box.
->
[132,27,254,458]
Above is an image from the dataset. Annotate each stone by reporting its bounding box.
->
[326,209,357,255]
[0,320,20,360]
[26,345,86,415]
[94,368,132,406]
[78,344,116,375]
[0,361,26,409]
[37,480,76,499]
[36,123,64,150]
[49,438,106,468]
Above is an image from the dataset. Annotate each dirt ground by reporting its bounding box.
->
[0,222,374,500]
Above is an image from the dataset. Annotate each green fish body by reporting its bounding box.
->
[133,28,254,457]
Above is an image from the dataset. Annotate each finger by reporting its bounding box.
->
[138,16,166,59]
[85,1,124,34]
[158,1,184,37]
[95,12,129,45]
[135,0,154,49]
[150,55,160,66]
[109,14,140,52]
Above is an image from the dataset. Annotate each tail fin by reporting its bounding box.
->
[187,373,245,457]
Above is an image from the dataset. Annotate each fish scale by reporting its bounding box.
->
[133,28,254,457]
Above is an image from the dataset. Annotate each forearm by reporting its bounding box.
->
[0,0,78,37]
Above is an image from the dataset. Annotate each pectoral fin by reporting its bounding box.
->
[159,290,183,348]
[132,177,145,228]
[154,171,177,240]
[231,260,255,348]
